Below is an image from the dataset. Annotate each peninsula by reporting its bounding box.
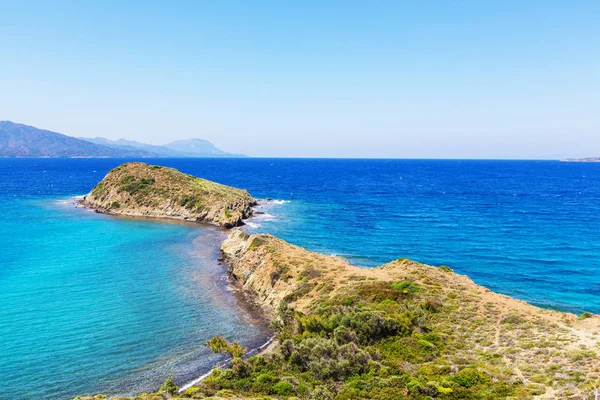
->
[76,164,600,400]
[80,162,256,228]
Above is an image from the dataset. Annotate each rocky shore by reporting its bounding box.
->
[80,162,256,228]
[75,165,600,400]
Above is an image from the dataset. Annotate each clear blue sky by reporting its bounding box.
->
[1,1,598,158]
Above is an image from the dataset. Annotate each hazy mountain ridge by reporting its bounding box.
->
[0,121,244,158]
[561,157,600,162]
[80,137,245,158]
[0,121,155,158]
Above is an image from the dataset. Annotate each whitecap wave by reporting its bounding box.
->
[259,199,291,205]
[53,196,84,208]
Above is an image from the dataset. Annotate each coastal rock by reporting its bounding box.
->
[221,230,391,313]
[80,162,256,228]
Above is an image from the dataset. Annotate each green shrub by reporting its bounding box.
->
[272,381,292,395]
[159,376,178,395]
[139,177,155,185]
[501,314,526,325]
[206,336,248,359]
[391,281,420,293]
[449,368,490,388]
[110,201,120,209]
[579,312,593,320]
[439,265,453,273]
[252,373,280,393]
[119,176,155,195]
[178,195,201,210]
[120,175,136,185]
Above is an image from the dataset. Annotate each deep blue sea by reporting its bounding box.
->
[1,158,599,399]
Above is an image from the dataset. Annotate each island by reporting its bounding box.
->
[80,162,256,228]
[76,164,600,400]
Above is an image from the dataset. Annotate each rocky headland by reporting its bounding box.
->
[80,162,256,228]
[76,165,600,400]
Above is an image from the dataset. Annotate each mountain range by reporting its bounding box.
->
[0,121,243,158]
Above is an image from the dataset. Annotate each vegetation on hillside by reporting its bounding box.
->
[82,163,256,228]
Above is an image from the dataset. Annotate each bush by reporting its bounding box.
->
[206,336,248,359]
[579,312,593,320]
[251,374,280,393]
[272,381,292,395]
[310,386,334,400]
[449,368,490,388]
[159,376,178,395]
[391,281,420,293]
[501,314,525,325]
[439,265,453,273]
[119,176,155,195]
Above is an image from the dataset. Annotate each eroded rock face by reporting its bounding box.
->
[220,231,292,314]
[81,162,256,228]
[220,230,357,315]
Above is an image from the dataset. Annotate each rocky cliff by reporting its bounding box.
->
[81,162,256,228]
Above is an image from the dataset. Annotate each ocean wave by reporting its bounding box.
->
[52,196,83,208]
[260,199,291,205]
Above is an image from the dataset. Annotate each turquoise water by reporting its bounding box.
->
[0,195,268,399]
[1,158,600,399]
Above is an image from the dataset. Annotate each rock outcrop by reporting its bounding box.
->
[221,230,372,314]
[81,162,256,228]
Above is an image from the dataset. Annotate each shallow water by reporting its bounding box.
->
[0,183,269,399]
[1,158,599,398]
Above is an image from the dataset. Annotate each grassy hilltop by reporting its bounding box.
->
[81,162,256,228]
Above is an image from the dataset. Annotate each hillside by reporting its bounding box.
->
[76,230,600,400]
[0,121,155,158]
[80,162,256,228]
[80,137,245,158]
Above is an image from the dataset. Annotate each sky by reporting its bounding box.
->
[0,1,599,158]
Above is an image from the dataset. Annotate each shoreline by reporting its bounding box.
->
[177,335,277,394]
[66,199,270,398]
[66,195,275,399]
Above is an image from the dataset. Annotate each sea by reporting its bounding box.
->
[1,158,599,399]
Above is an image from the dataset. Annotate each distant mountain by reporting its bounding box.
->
[80,137,244,158]
[0,121,156,158]
[165,138,236,157]
[561,157,600,162]
[81,137,184,157]
[0,121,245,158]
